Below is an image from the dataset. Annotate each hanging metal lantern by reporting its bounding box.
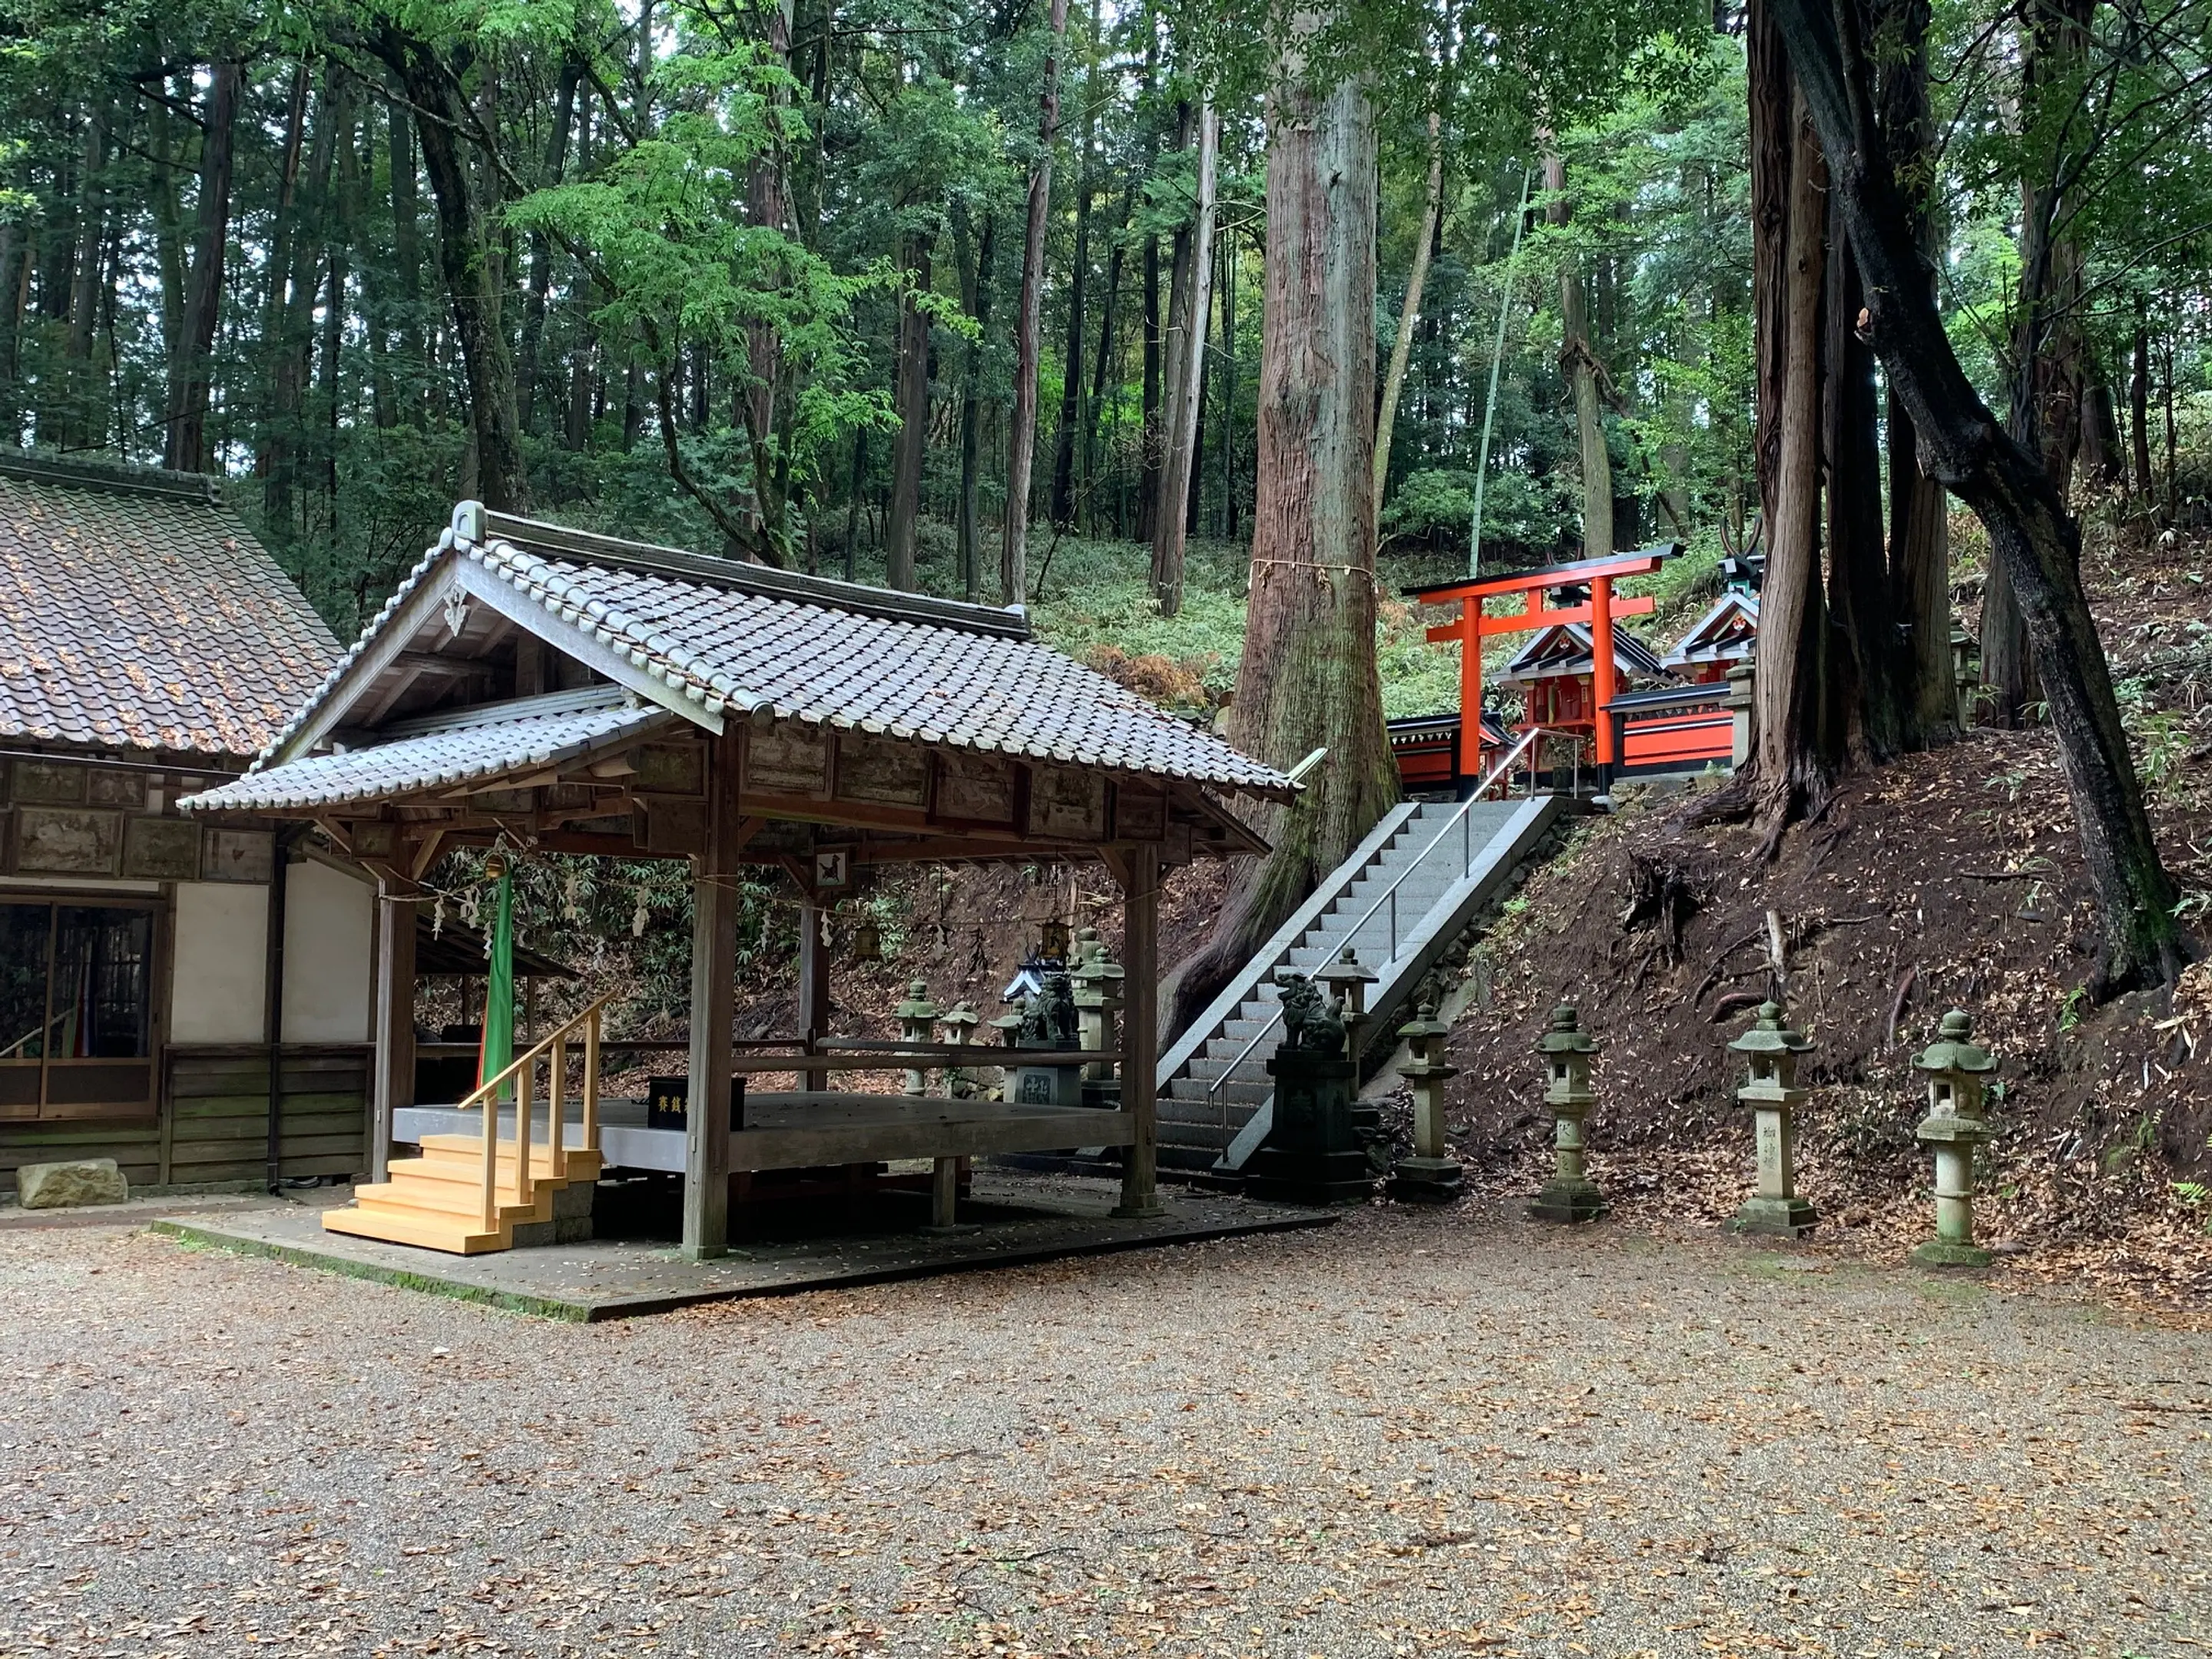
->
[1039,917,1071,962]
[849,915,883,965]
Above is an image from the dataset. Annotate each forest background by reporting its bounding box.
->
[4,0,2210,1020]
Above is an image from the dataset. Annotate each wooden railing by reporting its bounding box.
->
[454,992,615,1233]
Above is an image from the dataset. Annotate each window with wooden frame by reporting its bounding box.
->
[0,898,159,1121]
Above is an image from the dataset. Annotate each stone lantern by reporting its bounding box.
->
[1727,1001,1818,1237]
[1386,1000,1462,1203]
[939,1000,980,1100]
[896,978,939,1096]
[1068,927,1125,1104]
[1528,1004,1605,1224]
[1911,1009,1999,1267]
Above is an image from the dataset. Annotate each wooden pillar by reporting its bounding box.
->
[1591,575,1617,776]
[929,1155,959,1229]
[683,732,742,1260]
[369,880,418,1185]
[798,899,831,1092]
[1455,596,1485,783]
[1112,842,1164,1217]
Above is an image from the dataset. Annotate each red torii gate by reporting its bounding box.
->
[1408,548,1671,782]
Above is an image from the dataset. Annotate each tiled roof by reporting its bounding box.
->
[0,451,340,759]
[1500,621,1669,685]
[184,698,667,813]
[260,505,1293,800]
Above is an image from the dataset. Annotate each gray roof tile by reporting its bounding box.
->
[0,452,340,759]
[184,700,666,813]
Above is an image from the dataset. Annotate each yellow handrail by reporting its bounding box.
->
[459,992,618,1234]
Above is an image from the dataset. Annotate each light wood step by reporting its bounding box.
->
[395,1149,602,1190]
[323,1203,508,1255]
[352,1177,546,1224]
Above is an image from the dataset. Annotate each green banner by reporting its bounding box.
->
[477,858,516,1101]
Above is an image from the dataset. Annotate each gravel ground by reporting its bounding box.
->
[1,1197,2207,1659]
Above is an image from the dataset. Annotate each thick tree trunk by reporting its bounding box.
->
[1750,75,1835,843]
[1772,0,2186,991]
[1374,103,1444,504]
[378,31,531,511]
[164,61,241,473]
[60,104,111,451]
[1164,64,1397,1038]
[1875,0,1954,748]
[1048,0,1101,531]
[1150,104,1217,618]
[2080,356,2121,485]
[955,207,997,602]
[1545,150,1612,557]
[519,55,582,435]
[1220,232,1238,542]
[745,0,799,555]
[1823,217,1899,762]
[266,71,343,531]
[886,234,932,591]
[1081,187,1128,537]
[1001,0,1071,604]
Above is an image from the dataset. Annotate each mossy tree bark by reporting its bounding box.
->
[1164,63,1398,1040]
[1772,0,2189,992]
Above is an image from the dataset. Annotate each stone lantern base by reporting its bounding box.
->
[1730,1194,1819,1237]
[1909,1237,1994,1268]
[1528,1174,1606,1224]
[1386,1156,1464,1204]
[1246,1047,1372,1207]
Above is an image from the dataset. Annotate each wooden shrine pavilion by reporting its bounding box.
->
[179,502,1293,1258]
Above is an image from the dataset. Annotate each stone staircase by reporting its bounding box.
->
[1155,792,1565,1177]
[324,1131,602,1254]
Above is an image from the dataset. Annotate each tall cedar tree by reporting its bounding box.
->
[1769,0,2188,992]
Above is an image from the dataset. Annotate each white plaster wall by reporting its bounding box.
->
[169,882,269,1043]
[283,859,374,1042]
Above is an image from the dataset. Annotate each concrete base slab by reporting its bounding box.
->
[151,1172,1336,1321]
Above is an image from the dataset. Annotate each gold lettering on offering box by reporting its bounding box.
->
[935,750,1016,824]
[747,725,830,796]
[1030,767,1108,840]
[836,733,929,807]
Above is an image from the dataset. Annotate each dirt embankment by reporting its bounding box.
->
[1429,520,2212,1306]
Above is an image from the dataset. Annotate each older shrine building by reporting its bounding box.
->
[0,451,396,1196]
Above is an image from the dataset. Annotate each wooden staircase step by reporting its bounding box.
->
[396,1150,601,1189]
[322,1203,508,1255]
[353,1177,546,1224]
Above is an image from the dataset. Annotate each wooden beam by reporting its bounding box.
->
[1112,841,1164,1217]
[370,879,419,1185]
[1407,548,1671,604]
[1424,594,1657,644]
[682,728,743,1259]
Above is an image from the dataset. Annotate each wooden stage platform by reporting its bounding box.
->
[392,1092,1131,1174]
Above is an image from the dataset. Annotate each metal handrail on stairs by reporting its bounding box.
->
[1201,725,1571,1148]
[455,992,616,1233]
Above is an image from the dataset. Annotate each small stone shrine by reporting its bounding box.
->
[1910,1009,1999,1267]
[1528,1004,1606,1224]
[1386,999,1462,1203]
[1314,946,1384,1151]
[1727,1001,1818,1237]
[1243,976,1372,1206]
[938,1000,980,1099]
